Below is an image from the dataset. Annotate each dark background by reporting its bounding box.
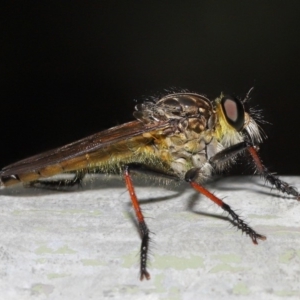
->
[1,2,300,175]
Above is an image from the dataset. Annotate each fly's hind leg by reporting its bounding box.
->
[126,162,180,181]
[27,170,86,189]
[185,167,266,244]
[124,163,178,280]
[124,164,150,281]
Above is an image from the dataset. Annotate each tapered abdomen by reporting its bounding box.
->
[0,135,167,187]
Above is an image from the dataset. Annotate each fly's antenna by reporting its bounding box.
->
[243,87,254,103]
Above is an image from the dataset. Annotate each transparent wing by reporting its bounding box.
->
[1,120,170,177]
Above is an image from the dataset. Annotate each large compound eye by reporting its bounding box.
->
[221,96,245,131]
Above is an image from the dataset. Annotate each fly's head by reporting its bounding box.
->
[213,92,264,147]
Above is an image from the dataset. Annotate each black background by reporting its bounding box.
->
[1,2,300,175]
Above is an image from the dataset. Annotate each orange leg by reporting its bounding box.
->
[210,141,300,200]
[124,165,150,281]
[185,168,266,244]
[248,146,300,200]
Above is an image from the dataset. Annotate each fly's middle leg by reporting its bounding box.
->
[185,168,266,244]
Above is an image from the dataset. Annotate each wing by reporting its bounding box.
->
[1,120,170,177]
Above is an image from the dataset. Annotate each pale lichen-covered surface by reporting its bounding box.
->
[0,175,300,300]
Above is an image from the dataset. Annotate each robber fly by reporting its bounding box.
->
[0,89,299,280]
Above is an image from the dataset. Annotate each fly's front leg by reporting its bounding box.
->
[124,165,150,281]
[248,146,300,200]
[210,141,300,200]
[185,168,266,244]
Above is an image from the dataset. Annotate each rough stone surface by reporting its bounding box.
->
[0,175,300,299]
